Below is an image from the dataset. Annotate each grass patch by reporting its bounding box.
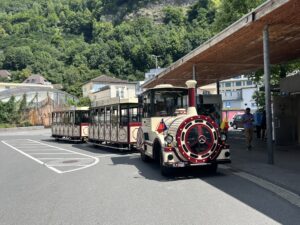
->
[0,124,16,128]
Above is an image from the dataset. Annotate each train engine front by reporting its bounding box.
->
[137,80,230,175]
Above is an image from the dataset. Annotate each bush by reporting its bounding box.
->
[0,123,15,128]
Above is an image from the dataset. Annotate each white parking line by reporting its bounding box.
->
[95,153,140,158]
[1,139,99,174]
[30,153,75,155]
[37,158,90,160]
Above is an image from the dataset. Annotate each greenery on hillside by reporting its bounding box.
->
[0,0,266,97]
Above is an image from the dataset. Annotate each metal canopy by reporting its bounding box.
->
[143,0,300,88]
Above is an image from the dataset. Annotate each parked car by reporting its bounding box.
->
[230,114,244,129]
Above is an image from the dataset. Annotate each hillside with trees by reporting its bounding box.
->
[0,0,266,97]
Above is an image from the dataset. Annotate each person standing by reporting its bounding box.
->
[254,110,262,138]
[261,110,267,141]
[242,108,254,150]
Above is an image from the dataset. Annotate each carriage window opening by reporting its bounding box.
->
[112,106,118,125]
[62,113,67,124]
[99,108,105,124]
[120,106,128,126]
[59,113,62,124]
[75,111,89,125]
[105,107,111,124]
[52,113,56,124]
[70,112,75,124]
[143,93,152,118]
[56,113,60,124]
[129,107,139,122]
[91,109,98,124]
[81,112,89,123]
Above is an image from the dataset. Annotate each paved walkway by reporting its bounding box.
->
[228,129,300,195]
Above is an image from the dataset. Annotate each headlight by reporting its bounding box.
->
[165,134,174,144]
[221,133,227,141]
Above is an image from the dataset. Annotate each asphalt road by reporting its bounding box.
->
[0,129,299,225]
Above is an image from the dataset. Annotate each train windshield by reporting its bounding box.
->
[143,88,188,117]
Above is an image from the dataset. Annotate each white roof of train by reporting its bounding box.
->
[92,97,138,107]
[53,106,89,112]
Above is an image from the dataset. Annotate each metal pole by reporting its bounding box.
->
[217,80,220,95]
[192,64,196,80]
[263,25,274,164]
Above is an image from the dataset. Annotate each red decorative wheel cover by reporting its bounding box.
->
[176,115,221,163]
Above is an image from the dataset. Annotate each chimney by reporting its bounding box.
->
[185,80,197,116]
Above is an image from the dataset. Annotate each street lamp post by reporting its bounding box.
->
[151,54,161,69]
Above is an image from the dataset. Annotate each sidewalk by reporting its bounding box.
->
[227,129,300,196]
[0,126,45,132]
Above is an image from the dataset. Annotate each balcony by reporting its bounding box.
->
[222,91,242,101]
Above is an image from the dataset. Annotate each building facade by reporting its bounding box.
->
[82,75,137,102]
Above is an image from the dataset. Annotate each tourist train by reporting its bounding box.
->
[136,80,230,175]
[51,107,89,142]
[51,80,230,175]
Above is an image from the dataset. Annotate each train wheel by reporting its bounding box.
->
[141,151,151,162]
[206,162,218,174]
[160,151,172,176]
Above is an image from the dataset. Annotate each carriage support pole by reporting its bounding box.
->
[263,25,274,164]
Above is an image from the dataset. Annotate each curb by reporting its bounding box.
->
[0,126,45,132]
[226,163,300,197]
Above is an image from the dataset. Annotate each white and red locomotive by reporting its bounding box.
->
[136,80,231,175]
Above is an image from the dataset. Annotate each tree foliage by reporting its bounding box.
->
[0,0,273,97]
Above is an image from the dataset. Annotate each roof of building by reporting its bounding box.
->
[0,70,11,78]
[0,86,73,100]
[23,74,50,85]
[91,75,130,84]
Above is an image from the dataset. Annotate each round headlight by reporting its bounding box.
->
[165,134,173,144]
[221,133,227,141]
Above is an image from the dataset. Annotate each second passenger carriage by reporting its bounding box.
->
[88,97,141,150]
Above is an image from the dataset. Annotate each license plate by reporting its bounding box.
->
[174,162,185,167]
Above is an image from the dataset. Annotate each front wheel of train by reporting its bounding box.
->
[160,151,172,177]
[206,162,218,174]
[140,150,151,162]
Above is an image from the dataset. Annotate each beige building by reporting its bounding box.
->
[198,83,217,95]
[82,75,137,101]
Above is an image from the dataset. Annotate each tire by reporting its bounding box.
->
[160,151,172,176]
[233,124,237,129]
[207,163,218,174]
[141,151,151,162]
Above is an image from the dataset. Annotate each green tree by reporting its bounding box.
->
[4,46,34,70]
[163,6,185,26]
[213,0,266,32]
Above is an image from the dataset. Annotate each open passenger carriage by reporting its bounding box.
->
[51,107,89,142]
[88,97,141,151]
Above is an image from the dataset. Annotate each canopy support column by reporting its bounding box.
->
[192,64,196,80]
[263,25,274,164]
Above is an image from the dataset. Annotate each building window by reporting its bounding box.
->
[116,87,125,98]
[225,101,231,108]
[236,81,241,86]
[225,82,231,87]
[247,81,253,85]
